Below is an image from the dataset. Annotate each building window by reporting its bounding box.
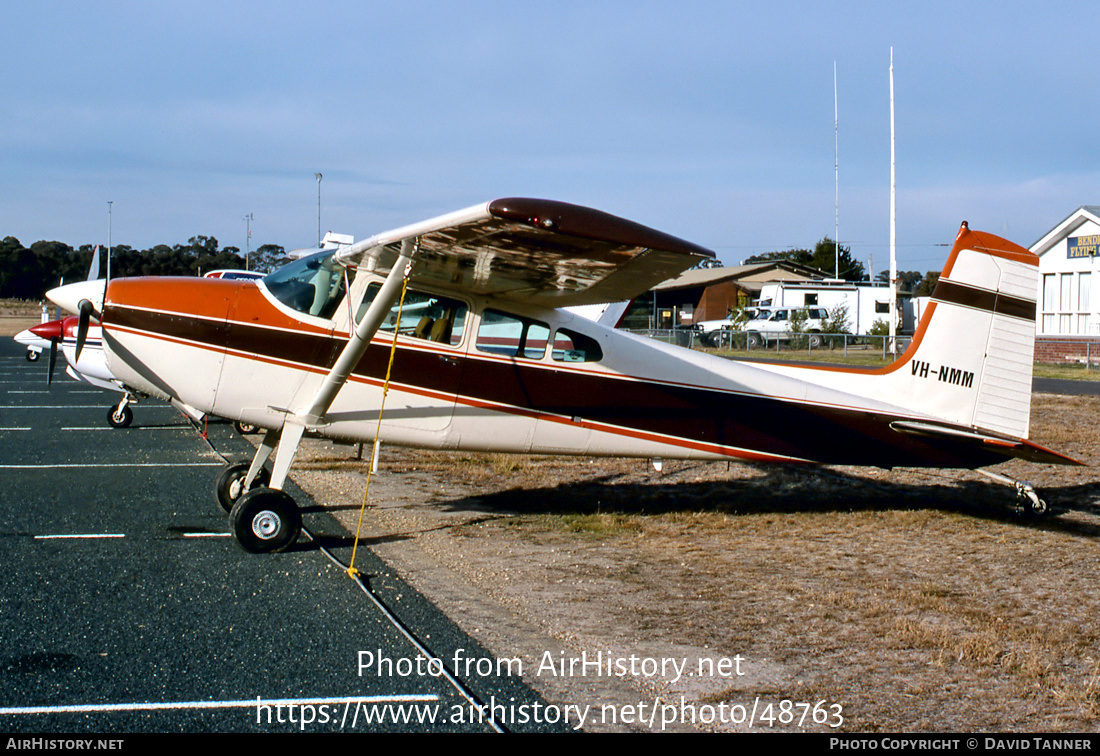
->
[1042,274,1057,334]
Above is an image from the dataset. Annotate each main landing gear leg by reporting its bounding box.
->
[975,469,1050,518]
[219,237,417,555]
[216,426,303,553]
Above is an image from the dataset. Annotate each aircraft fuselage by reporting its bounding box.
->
[99,269,1020,471]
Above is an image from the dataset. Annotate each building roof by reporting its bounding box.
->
[652,261,824,292]
[1031,205,1100,256]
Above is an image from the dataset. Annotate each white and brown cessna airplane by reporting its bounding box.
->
[46,198,1079,553]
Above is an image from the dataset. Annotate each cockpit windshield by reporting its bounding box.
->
[262,250,352,319]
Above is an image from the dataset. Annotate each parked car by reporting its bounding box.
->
[745,307,830,347]
[696,307,762,347]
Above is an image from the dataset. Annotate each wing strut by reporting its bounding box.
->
[245,239,418,494]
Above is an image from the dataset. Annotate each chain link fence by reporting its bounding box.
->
[625,328,912,360]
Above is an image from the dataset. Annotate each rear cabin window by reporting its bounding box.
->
[551,328,603,363]
[356,283,467,347]
[476,310,550,359]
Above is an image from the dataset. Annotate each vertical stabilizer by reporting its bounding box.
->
[895,223,1038,438]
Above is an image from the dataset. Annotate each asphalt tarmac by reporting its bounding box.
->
[0,342,566,734]
[1033,376,1100,395]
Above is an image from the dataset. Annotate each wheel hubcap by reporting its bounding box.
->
[252,510,281,540]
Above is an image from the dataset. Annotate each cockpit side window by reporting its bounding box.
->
[263,250,353,320]
[356,283,468,347]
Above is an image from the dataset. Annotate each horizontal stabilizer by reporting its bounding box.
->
[890,420,1083,466]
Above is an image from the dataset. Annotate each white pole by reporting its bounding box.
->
[107,201,112,285]
[834,61,840,280]
[315,173,323,246]
[889,47,898,354]
[244,212,253,270]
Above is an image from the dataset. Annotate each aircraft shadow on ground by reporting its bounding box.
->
[430,464,1100,539]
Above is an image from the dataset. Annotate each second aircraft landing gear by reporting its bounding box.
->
[107,394,135,428]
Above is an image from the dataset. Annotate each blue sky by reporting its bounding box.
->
[2,1,1096,273]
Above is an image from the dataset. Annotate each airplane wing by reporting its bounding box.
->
[335,198,715,307]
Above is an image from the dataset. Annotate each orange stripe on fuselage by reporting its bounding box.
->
[105,277,335,337]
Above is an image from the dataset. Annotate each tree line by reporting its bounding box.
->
[744,236,940,295]
[0,235,291,300]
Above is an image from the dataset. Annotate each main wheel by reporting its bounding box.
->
[746,332,762,348]
[230,488,301,554]
[107,404,133,428]
[215,461,271,513]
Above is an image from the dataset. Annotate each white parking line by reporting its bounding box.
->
[0,405,116,409]
[0,463,223,469]
[61,426,188,431]
[34,533,125,540]
[0,693,440,716]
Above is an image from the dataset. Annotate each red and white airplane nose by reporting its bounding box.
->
[28,320,64,341]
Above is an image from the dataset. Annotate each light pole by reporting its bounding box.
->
[244,213,254,270]
[107,201,113,284]
[314,173,323,246]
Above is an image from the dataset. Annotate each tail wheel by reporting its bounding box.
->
[230,488,301,554]
[215,461,271,513]
[107,404,133,429]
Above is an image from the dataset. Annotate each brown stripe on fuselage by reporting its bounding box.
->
[105,296,1017,470]
[931,279,1035,321]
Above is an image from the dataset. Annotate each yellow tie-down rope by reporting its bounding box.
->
[347,275,409,579]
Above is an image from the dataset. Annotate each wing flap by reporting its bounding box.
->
[336,198,714,306]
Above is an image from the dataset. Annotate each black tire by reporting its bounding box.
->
[746,332,762,349]
[808,332,824,349]
[215,461,270,513]
[233,420,260,435]
[25,349,40,362]
[107,404,133,429]
[230,488,301,554]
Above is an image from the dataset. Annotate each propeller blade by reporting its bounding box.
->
[28,320,65,387]
[47,340,57,385]
[75,299,94,362]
